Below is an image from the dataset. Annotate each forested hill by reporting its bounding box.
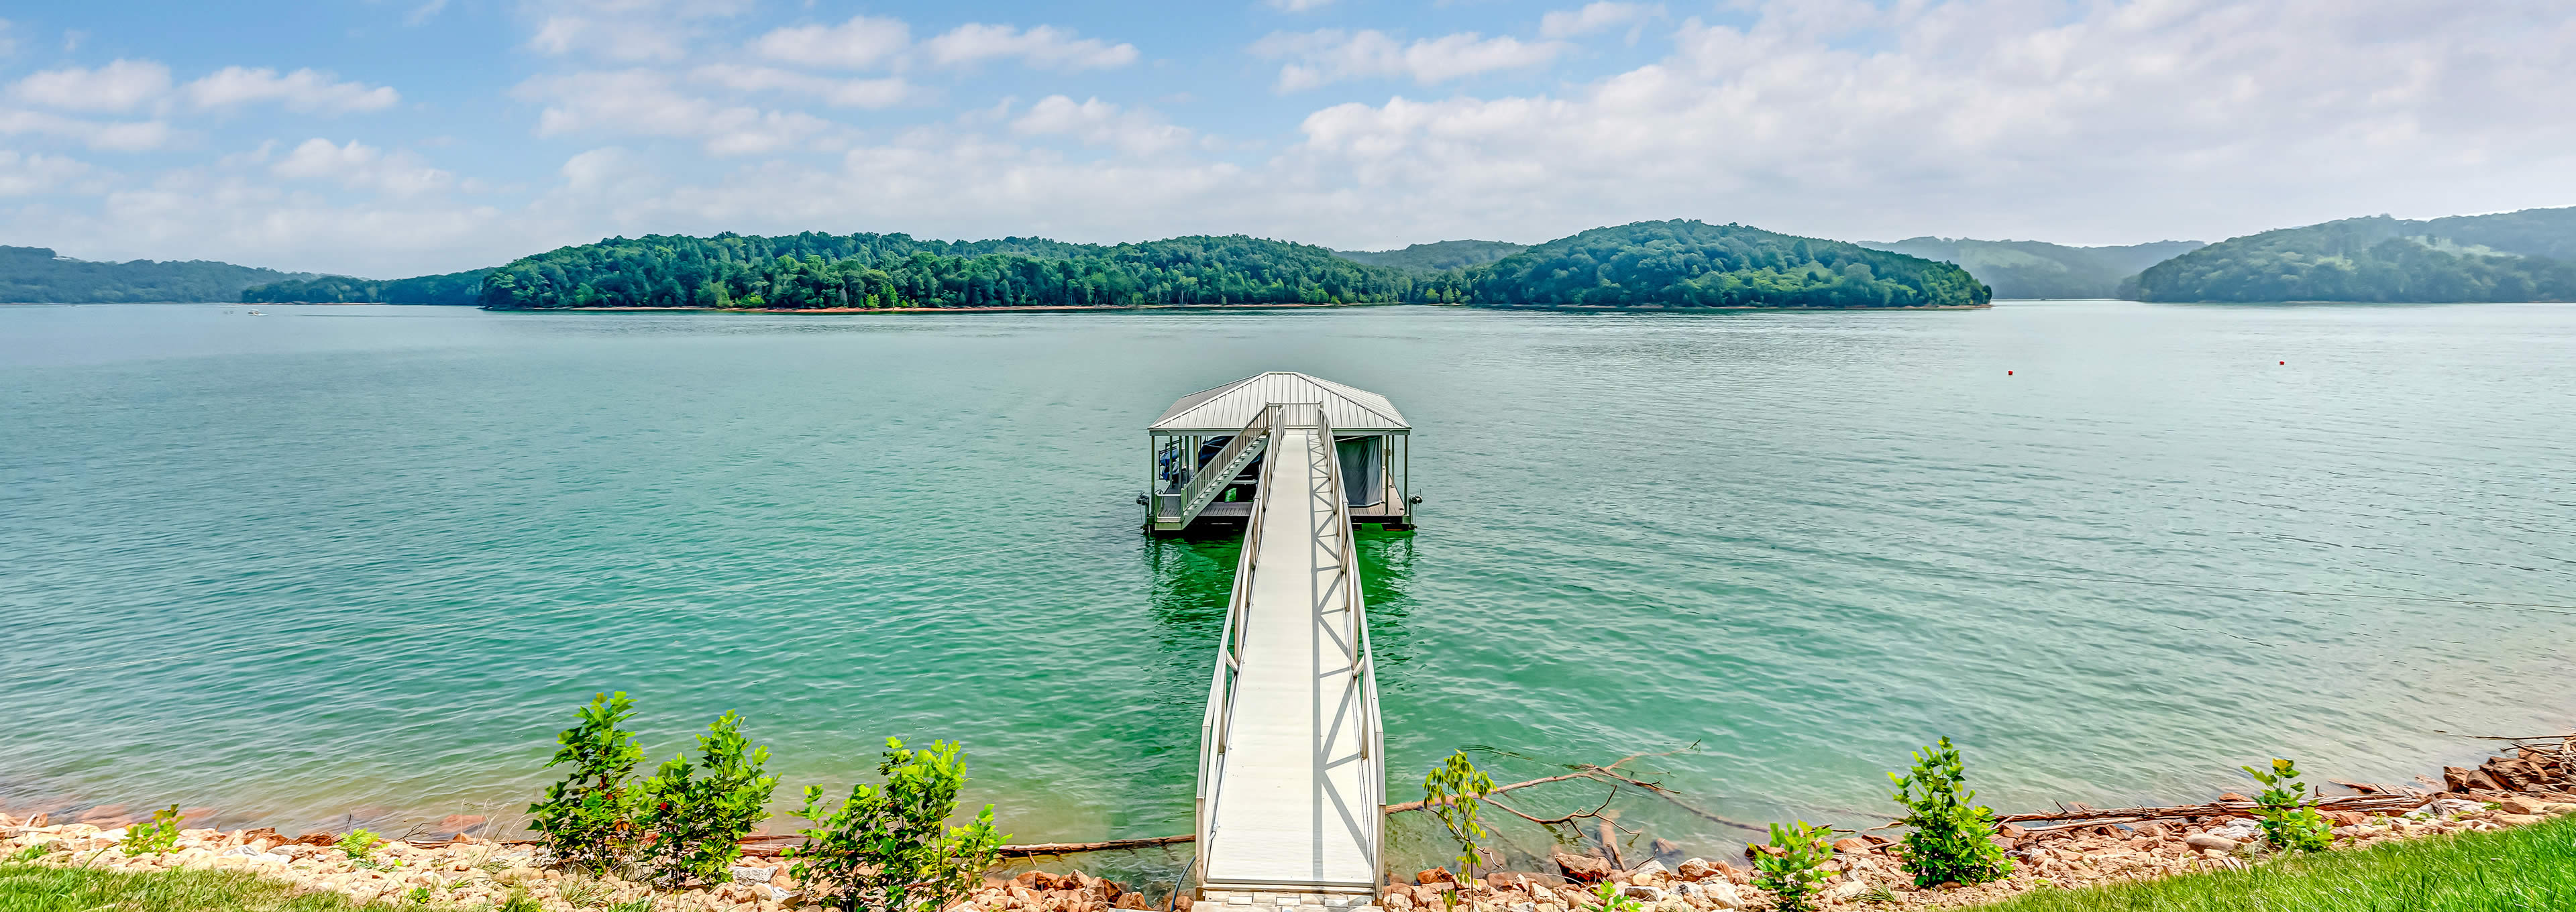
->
[243,268,488,305]
[2,246,317,303]
[1860,237,2203,299]
[1471,220,1990,308]
[1334,240,1529,272]
[2130,207,2576,302]
[477,231,1468,309]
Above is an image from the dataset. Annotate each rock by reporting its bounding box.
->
[1824,881,1868,901]
[2216,793,2249,803]
[1617,885,1662,903]
[1673,859,1716,882]
[2543,803,2576,815]
[2493,797,2546,815]
[1116,894,1151,909]
[1417,868,1456,885]
[2493,813,2545,826]
[1697,880,1741,910]
[1550,850,1610,883]
[1383,892,1415,912]
[1829,838,1872,854]
[2129,821,2167,838]
[1629,860,1669,881]
[2182,834,2237,852]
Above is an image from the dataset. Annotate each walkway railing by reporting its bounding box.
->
[1194,403,1283,867]
[1311,406,1387,882]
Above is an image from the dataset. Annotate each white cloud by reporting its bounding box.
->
[517,69,845,156]
[405,0,449,26]
[526,0,753,62]
[0,19,18,58]
[1010,95,1193,156]
[924,24,1138,70]
[9,60,171,112]
[1254,30,1567,91]
[1265,0,1334,11]
[748,15,910,68]
[0,150,94,195]
[271,138,454,196]
[0,109,171,151]
[185,67,399,113]
[690,64,914,108]
[1540,3,1662,40]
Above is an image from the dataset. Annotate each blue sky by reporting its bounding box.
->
[3,0,2573,276]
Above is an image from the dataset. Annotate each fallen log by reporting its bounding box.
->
[1993,793,2421,825]
[996,834,1193,855]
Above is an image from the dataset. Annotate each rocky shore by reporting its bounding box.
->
[5,739,2571,911]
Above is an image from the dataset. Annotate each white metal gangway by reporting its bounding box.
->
[1194,402,1386,899]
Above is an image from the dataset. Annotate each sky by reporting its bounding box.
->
[2,0,2573,278]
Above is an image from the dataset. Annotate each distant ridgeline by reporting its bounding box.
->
[1860,237,2204,299]
[476,232,1472,309]
[1472,220,1991,308]
[2131,207,2576,302]
[1332,239,1529,272]
[1,245,317,303]
[241,268,488,305]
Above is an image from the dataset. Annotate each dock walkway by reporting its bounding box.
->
[1195,403,1385,907]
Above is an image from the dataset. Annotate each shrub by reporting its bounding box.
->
[121,805,183,856]
[1422,750,1496,875]
[339,829,385,860]
[1583,879,1641,912]
[1752,821,1837,912]
[1887,737,2013,887]
[529,692,647,873]
[787,738,1006,912]
[638,710,781,887]
[2241,758,2330,852]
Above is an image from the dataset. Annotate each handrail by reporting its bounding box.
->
[1173,406,1275,526]
[1195,404,1281,885]
[1311,408,1385,882]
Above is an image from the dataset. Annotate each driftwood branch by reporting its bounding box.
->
[1992,793,2421,825]
[996,834,1194,856]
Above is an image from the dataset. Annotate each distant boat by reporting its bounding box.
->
[246,310,266,316]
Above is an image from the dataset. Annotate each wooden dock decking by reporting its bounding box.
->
[1196,406,1385,902]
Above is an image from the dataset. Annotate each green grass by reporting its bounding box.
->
[0,862,411,911]
[1972,813,2576,911]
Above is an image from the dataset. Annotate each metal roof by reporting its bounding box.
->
[1150,372,1410,432]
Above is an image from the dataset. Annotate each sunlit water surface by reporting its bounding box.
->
[4,302,2572,878]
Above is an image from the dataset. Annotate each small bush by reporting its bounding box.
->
[1752,821,1837,912]
[637,711,780,887]
[11,842,52,862]
[1421,751,1496,875]
[787,738,1006,912]
[2241,758,2330,852]
[1582,880,1641,912]
[1887,737,2013,887]
[121,805,183,856]
[339,829,385,860]
[529,692,647,873]
[405,885,432,905]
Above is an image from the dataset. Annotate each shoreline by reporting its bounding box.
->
[5,736,2568,911]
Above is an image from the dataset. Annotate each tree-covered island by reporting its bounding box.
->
[1472,220,1991,309]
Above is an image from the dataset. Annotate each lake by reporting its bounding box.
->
[3,301,2571,876]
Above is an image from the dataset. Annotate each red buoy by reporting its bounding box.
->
[2279,361,2286,365]
[2007,370,2014,376]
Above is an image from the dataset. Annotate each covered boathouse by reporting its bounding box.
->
[1144,372,1415,534]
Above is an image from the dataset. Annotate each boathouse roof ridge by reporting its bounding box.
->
[1149,371,1410,432]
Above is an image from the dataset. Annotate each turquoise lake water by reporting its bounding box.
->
[3,301,2572,874]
